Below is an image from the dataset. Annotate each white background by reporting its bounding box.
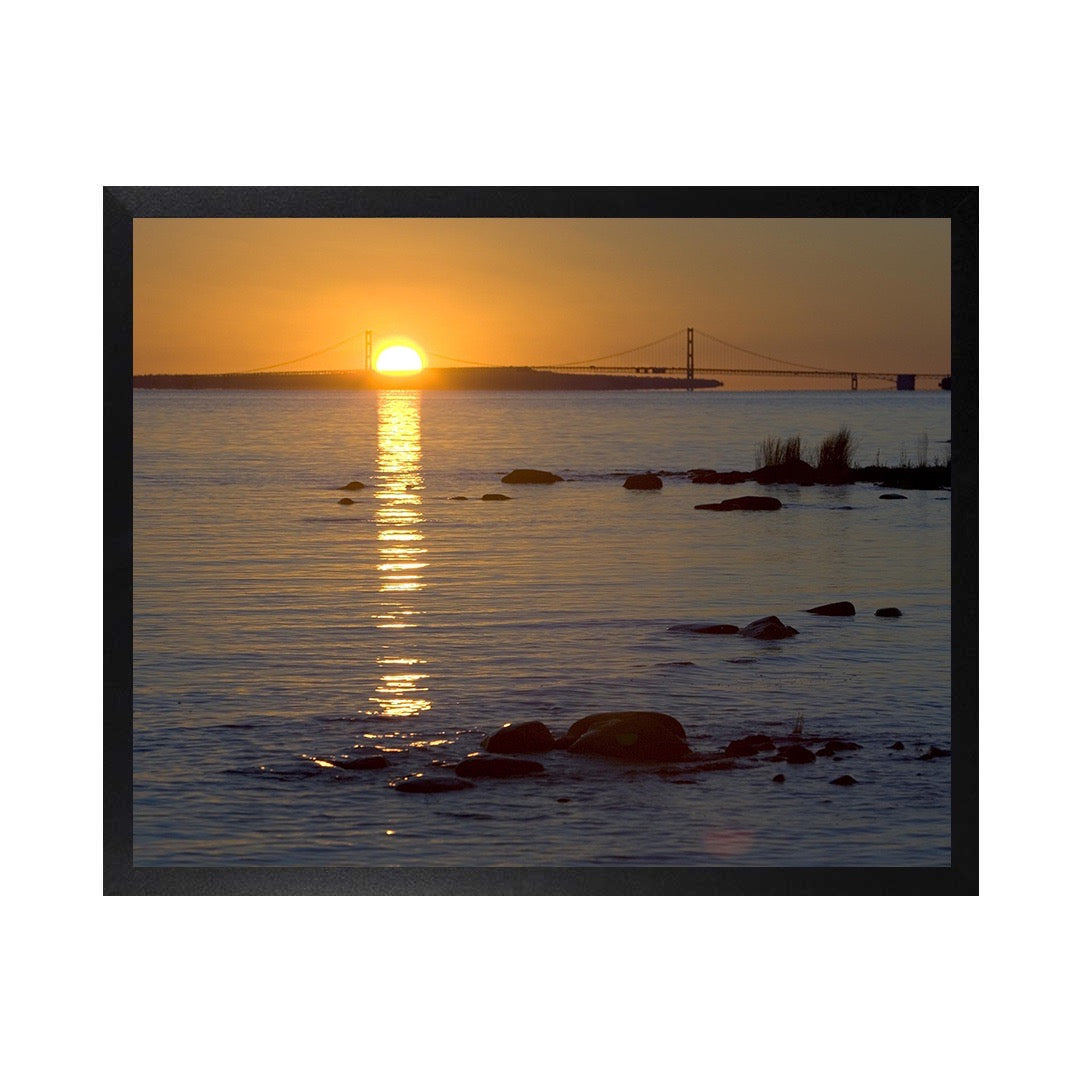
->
[4,2,1075,1077]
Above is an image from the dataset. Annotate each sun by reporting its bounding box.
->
[374,343,425,375]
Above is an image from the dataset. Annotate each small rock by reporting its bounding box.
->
[390,775,475,793]
[483,720,556,754]
[772,773,786,783]
[338,498,355,505]
[875,607,903,618]
[919,746,951,761]
[888,741,905,750]
[667,623,740,635]
[334,755,388,770]
[816,739,862,757]
[623,474,663,490]
[481,493,512,501]
[770,744,817,765]
[830,775,858,786]
[501,469,564,484]
[805,601,856,616]
[450,496,469,500]
[739,616,798,640]
[339,481,366,491]
[723,734,776,757]
[879,493,907,500]
[695,496,782,511]
[454,756,545,778]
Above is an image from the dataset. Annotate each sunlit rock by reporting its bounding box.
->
[481,493,512,501]
[563,711,692,762]
[454,755,545,778]
[482,720,556,754]
[501,469,564,484]
[739,616,798,640]
[695,496,782,511]
[339,481,366,491]
[805,601,856,616]
[623,474,663,490]
[338,498,355,505]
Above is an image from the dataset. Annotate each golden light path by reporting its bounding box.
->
[370,390,431,718]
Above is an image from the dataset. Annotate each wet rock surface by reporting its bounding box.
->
[739,616,799,640]
[563,711,692,762]
[501,469,564,484]
[805,601,856,616]
[695,496,783,511]
[454,755,545,778]
[623,473,663,490]
[334,755,389,770]
[482,720,556,754]
[390,775,476,793]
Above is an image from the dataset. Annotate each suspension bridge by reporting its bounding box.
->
[245,327,952,391]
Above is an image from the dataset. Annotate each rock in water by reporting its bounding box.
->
[482,720,556,754]
[563,711,692,762]
[339,481,366,491]
[338,498,355,505]
[723,734,776,757]
[454,755,545,778]
[739,616,799,640]
[334,755,389,770]
[623,474,663,490]
[695,496,782,511]
[501,469,564,484]
[390,775,475,793]
[805,601,856,616]
[770,744,817,765]
[830,775,858,786]
[875,607,903,618]
[481,493,512,501]
[667,623,740,635]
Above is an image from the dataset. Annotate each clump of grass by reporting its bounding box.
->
[915,432,929,468]
[816,427,855,472]
[791,713,804,736]
[755,435,802,470]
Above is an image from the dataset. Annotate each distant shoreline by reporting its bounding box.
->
[132,367,721,392]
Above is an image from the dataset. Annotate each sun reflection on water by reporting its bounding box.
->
[370,390,432,717]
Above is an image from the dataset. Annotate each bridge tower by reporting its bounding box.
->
[365,330,372,371]
[686,327,694,391]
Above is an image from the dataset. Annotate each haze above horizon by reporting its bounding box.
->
[133,217,949,379]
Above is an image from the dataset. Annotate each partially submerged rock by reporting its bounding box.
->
[482,720,556,754]
[481,493,512,501]
[830,774,858,786]
[769,744,817,765]
[454,755,545,778]
[339,481,366,491]
[501,469,564,484]
[338,497,355,505]
[751,460,819,486]
[390,775,475,793]
[723,734,776,757]
[696,496,782,511]
[563,711,692,762]
[623,473,663,490]
[875,607,903,618]
[919,746,951,761]
[334,755,389,770]
[805,601,856,616]
[739,616,798,640]
[816,739,862,757]
[879,493,907,500]
[667,622,740,635]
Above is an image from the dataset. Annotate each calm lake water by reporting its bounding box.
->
[133,388,952,866]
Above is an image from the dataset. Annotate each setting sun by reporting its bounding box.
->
[374,344,424,375]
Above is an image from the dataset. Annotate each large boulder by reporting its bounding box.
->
[501,469,564,484]
[695,496,782,511]
[454,755,545,778]
[751,460,818,486]
[805,601,856,616]
[739,616,799,640]
[482,720,556,754]
[563,711,692,762]
[623,473,663,490]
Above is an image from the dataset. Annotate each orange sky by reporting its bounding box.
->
[133,217,950,377]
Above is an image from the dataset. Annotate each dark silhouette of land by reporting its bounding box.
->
[133,367,721,391]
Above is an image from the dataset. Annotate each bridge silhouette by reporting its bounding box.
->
[430,328,950,391]
[246,326,951,390]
